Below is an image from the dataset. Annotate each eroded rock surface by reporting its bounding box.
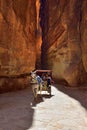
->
[41,0,87,86]
[0,0,36,91]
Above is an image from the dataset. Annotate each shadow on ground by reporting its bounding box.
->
[0,87,53,130]
[55,84,87,109]
[32,94,54,107]
[0,87,35,130]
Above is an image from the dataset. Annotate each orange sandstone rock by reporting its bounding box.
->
[0,0,36,91]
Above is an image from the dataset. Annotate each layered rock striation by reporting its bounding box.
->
[40,0,87,86]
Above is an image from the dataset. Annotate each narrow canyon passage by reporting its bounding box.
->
[0,1,87,129]
[35,0,50,69]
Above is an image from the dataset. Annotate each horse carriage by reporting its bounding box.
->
[30,70,52,99]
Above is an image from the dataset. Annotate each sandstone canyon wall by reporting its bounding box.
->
[40,0,87,86]
[0,0,36,91]
[0,0,87,92]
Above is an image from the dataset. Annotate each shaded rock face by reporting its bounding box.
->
[0,0,36,91]
[40,0,87,86]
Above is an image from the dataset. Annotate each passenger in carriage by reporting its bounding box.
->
[41,73,46,81]
[46,74,54,88]
[47,75,51,88]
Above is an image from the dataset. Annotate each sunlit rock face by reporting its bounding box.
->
[0,0,36,91]
[41,0,87,86]
[36,0,42,69]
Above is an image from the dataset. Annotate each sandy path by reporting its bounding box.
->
[0,85,87,130]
